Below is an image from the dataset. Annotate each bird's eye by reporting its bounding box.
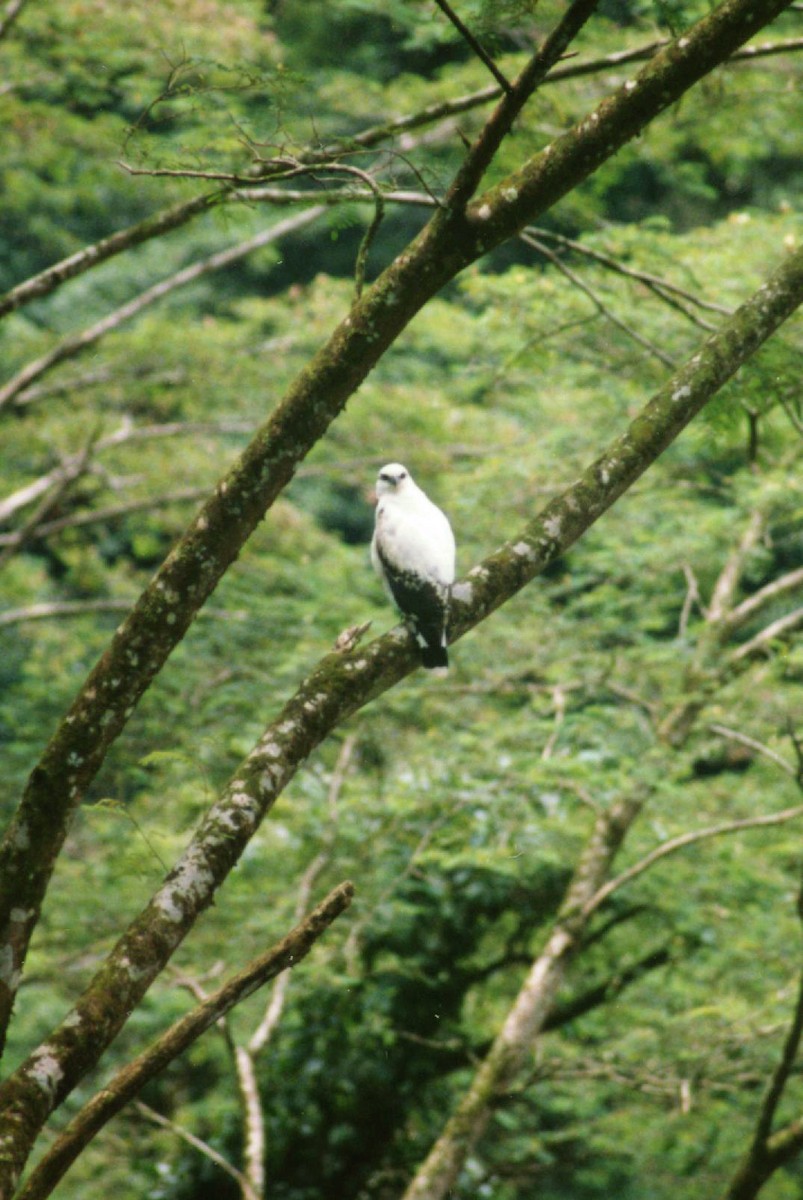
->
[399,471,407,479]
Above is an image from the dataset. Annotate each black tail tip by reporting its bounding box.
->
[421,645,449,670]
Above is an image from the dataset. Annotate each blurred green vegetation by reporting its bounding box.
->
[1,0,802,1197]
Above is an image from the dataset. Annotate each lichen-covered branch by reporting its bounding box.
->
[13,881,354,1200]
[0,240,799,1194]
[0,0,796,1088]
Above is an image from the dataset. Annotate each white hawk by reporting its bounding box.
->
[371,462,456,671]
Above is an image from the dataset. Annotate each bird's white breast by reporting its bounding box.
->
[373,488,455,587]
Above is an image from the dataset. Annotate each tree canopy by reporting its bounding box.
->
[0,1,802,1198]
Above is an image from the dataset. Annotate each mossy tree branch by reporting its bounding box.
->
[0,240,800,1194]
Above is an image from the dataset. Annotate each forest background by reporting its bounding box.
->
[0,0,802,1198]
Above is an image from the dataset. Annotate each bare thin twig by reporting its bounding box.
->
[432,0,513,93]
[725,566,803,631]
[521,231,677,368]
[709,724,796,776]
[707,509,764,626]
[134,1101,259,1200]
[526,225,731,321]
[0,210,324,413]
[731,605,803,661]
[679,562,706,636]
[584,805,803,917]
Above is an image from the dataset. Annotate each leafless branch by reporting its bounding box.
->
[0,599,247,629]
[730,605,803,661]
[0,487,212,547]
[709,724,797,777]
[520,231,677,367]
[0,209,324,413]
[0,428,105,568]
[584,805,803,917]
[679,562,706,636]
[719,879,803,1200]
[707,509,764,626]
[526,225,731,323]
[432,0,513,93]
[541,685,567,760]
[134,1101,258,1200]
[724,565,803,632]
[401,796,643,1200]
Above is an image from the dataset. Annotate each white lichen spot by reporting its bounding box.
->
[122,958,149,982]
[477,203,492,220]
[28,1049,64,1102]
[624,79,637,91]
[601,467,610,485]
[354,658,367,669]
[0,945,20,990]
[196,514,209,532]
[511,542,532,560]
[12,821,30,850]
[62,1010,83,1029]
[217,809,246,834]
[9,908,31,925]
[451,581,474,603]
[166,612,177,625]
[228,792,259,823]
[276,720,296,735]
[544,515,562,540]
[503,187,518,202]
[261,740,282,759]
[468,565,489,580]
[677,36,689,47]
[154,891,184,923]
[673,384,692,402]
[260,766,281,793]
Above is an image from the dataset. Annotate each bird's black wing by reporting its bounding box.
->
[375,542,449,670]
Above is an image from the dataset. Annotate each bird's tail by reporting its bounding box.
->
[420,642,448,671]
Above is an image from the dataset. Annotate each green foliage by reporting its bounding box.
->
[1,1,803,1197]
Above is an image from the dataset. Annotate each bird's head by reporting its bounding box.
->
[375,462,412,498]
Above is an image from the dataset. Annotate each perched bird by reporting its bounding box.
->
[371,462,456,671]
